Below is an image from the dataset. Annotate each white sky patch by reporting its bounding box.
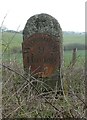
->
[0,0,86,32]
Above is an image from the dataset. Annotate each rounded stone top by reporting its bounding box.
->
[23,13,62,40]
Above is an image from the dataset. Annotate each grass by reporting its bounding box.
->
[2,32,23,48]
[64,50,85,66]
[63,33,85,45]
[2,57,85,118]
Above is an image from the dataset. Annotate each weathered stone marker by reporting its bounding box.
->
[22,13,63,91]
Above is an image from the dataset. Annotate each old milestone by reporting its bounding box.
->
[22,13,63,78]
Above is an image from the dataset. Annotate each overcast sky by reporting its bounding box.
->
[0,0,86,32]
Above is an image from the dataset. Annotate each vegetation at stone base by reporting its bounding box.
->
[2,58,85,118]
[1,30,86,118]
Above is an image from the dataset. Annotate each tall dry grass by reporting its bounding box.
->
[2,56,85,118]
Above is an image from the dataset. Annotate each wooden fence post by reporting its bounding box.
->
[71,48,77,66]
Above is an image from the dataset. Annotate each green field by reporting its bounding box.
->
[1,31,85,47]
[1,31,85,66]
[63,32,85,45]
[2,32,23,49]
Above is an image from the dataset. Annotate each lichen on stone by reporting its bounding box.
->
[23,13,62,41]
